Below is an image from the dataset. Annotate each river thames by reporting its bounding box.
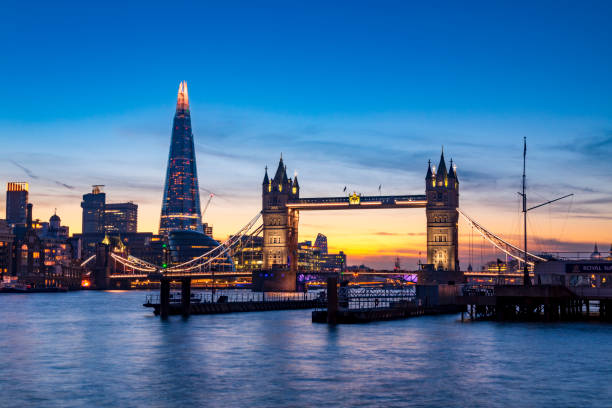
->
[2,290,612,407]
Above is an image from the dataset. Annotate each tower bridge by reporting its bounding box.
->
[257,151,460,290]
[87,149,545,293]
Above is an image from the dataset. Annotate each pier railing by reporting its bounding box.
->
[335,286,417,310]
[145,290,324,305]
[461,285,495,297]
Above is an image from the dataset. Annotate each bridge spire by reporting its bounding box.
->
[263,166,269,185]
[273,155,286,182]
[448,158,456,179]
[426,159,433,179]
[437,148,447,177]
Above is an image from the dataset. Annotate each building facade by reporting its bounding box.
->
[159,81,203,235]
[6,182,28,227]
[0,220,14,279]
[232,235,263,271]
[81,185,106,234]
[425,150,459,272]
[104,202,137,233]
[314,233,328,254]
[81,186,138,235]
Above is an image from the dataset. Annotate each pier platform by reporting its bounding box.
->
[312,303,463,324]
[458,284,612,322]
[144,292,324,316]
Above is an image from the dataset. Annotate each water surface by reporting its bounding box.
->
[1,290,611,407]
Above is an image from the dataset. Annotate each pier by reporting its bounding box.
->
[144,280,324,317]
[312,277,464,324]
[458,284,612,322]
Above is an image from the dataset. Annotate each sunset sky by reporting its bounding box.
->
[1,1,611,269]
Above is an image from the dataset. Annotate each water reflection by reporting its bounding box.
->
[2,291,612,407]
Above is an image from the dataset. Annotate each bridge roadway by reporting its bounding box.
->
[286,195,427,211]
[110,271,252,280]
[109,270,415,280]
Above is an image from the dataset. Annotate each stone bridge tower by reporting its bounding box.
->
[425,149,459,273]
[261,156,300,274]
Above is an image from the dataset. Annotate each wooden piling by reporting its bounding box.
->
[181,277,191,318]
[326,276,338,324]
[160,278,170,319]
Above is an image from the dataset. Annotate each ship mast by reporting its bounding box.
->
[518,137,573,286]
[522,137,529,286]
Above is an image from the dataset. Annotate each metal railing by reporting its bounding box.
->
[461,285,495,297]
[337,286,416,310]
[145,290,324,305]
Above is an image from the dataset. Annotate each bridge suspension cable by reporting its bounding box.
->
[84,212,263,277]
[166,212,262,272]
[80,254,96,267]
[110,252,157,272]
[457,208,547,266]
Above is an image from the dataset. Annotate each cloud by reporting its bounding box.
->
[11,160,75,190]
[10,160,39,179]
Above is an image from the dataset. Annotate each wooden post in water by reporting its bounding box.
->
[327,276,338,324]
[181,277,191,318]
[160,278,170,319]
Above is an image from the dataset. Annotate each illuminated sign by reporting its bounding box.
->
[566,263,612,273]
[349,193,361,205]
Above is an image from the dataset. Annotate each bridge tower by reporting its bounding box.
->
[261,156,300,280]
[425,149,460,273]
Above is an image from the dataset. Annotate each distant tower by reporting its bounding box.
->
[591,243,601,260]
[49,210,61,231]
[314,233,328,255]
[6,182,29,226]
[81,185,106,234]
[425,150,459,271]
[159,81,203,235]
[261,156,300,271]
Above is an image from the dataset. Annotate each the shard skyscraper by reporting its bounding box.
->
[159,81,203,235]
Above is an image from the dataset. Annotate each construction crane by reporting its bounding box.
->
[202,193,214,220]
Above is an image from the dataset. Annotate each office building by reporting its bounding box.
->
[81,185,106,234]
[6,182,28,227]
[159,81,204,235]
[104,202,137,233]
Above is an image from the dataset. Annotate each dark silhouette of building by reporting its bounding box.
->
[0,220,14,280]
[425,149,459,272]
[104,202,137,233]
[159,81,203,235]
[6,182,28,227]
[81,185,106,234]
[314,233,328,254]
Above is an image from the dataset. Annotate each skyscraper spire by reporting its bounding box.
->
[159,81,203,235]
[176,80,189,112]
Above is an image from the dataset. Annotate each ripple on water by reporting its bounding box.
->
[1,290,612,408]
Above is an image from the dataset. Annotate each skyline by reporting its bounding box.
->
[2,1,611,268]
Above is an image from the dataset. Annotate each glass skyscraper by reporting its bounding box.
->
[159,81,203,235]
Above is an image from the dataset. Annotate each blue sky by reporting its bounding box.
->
[1,1,611,268]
